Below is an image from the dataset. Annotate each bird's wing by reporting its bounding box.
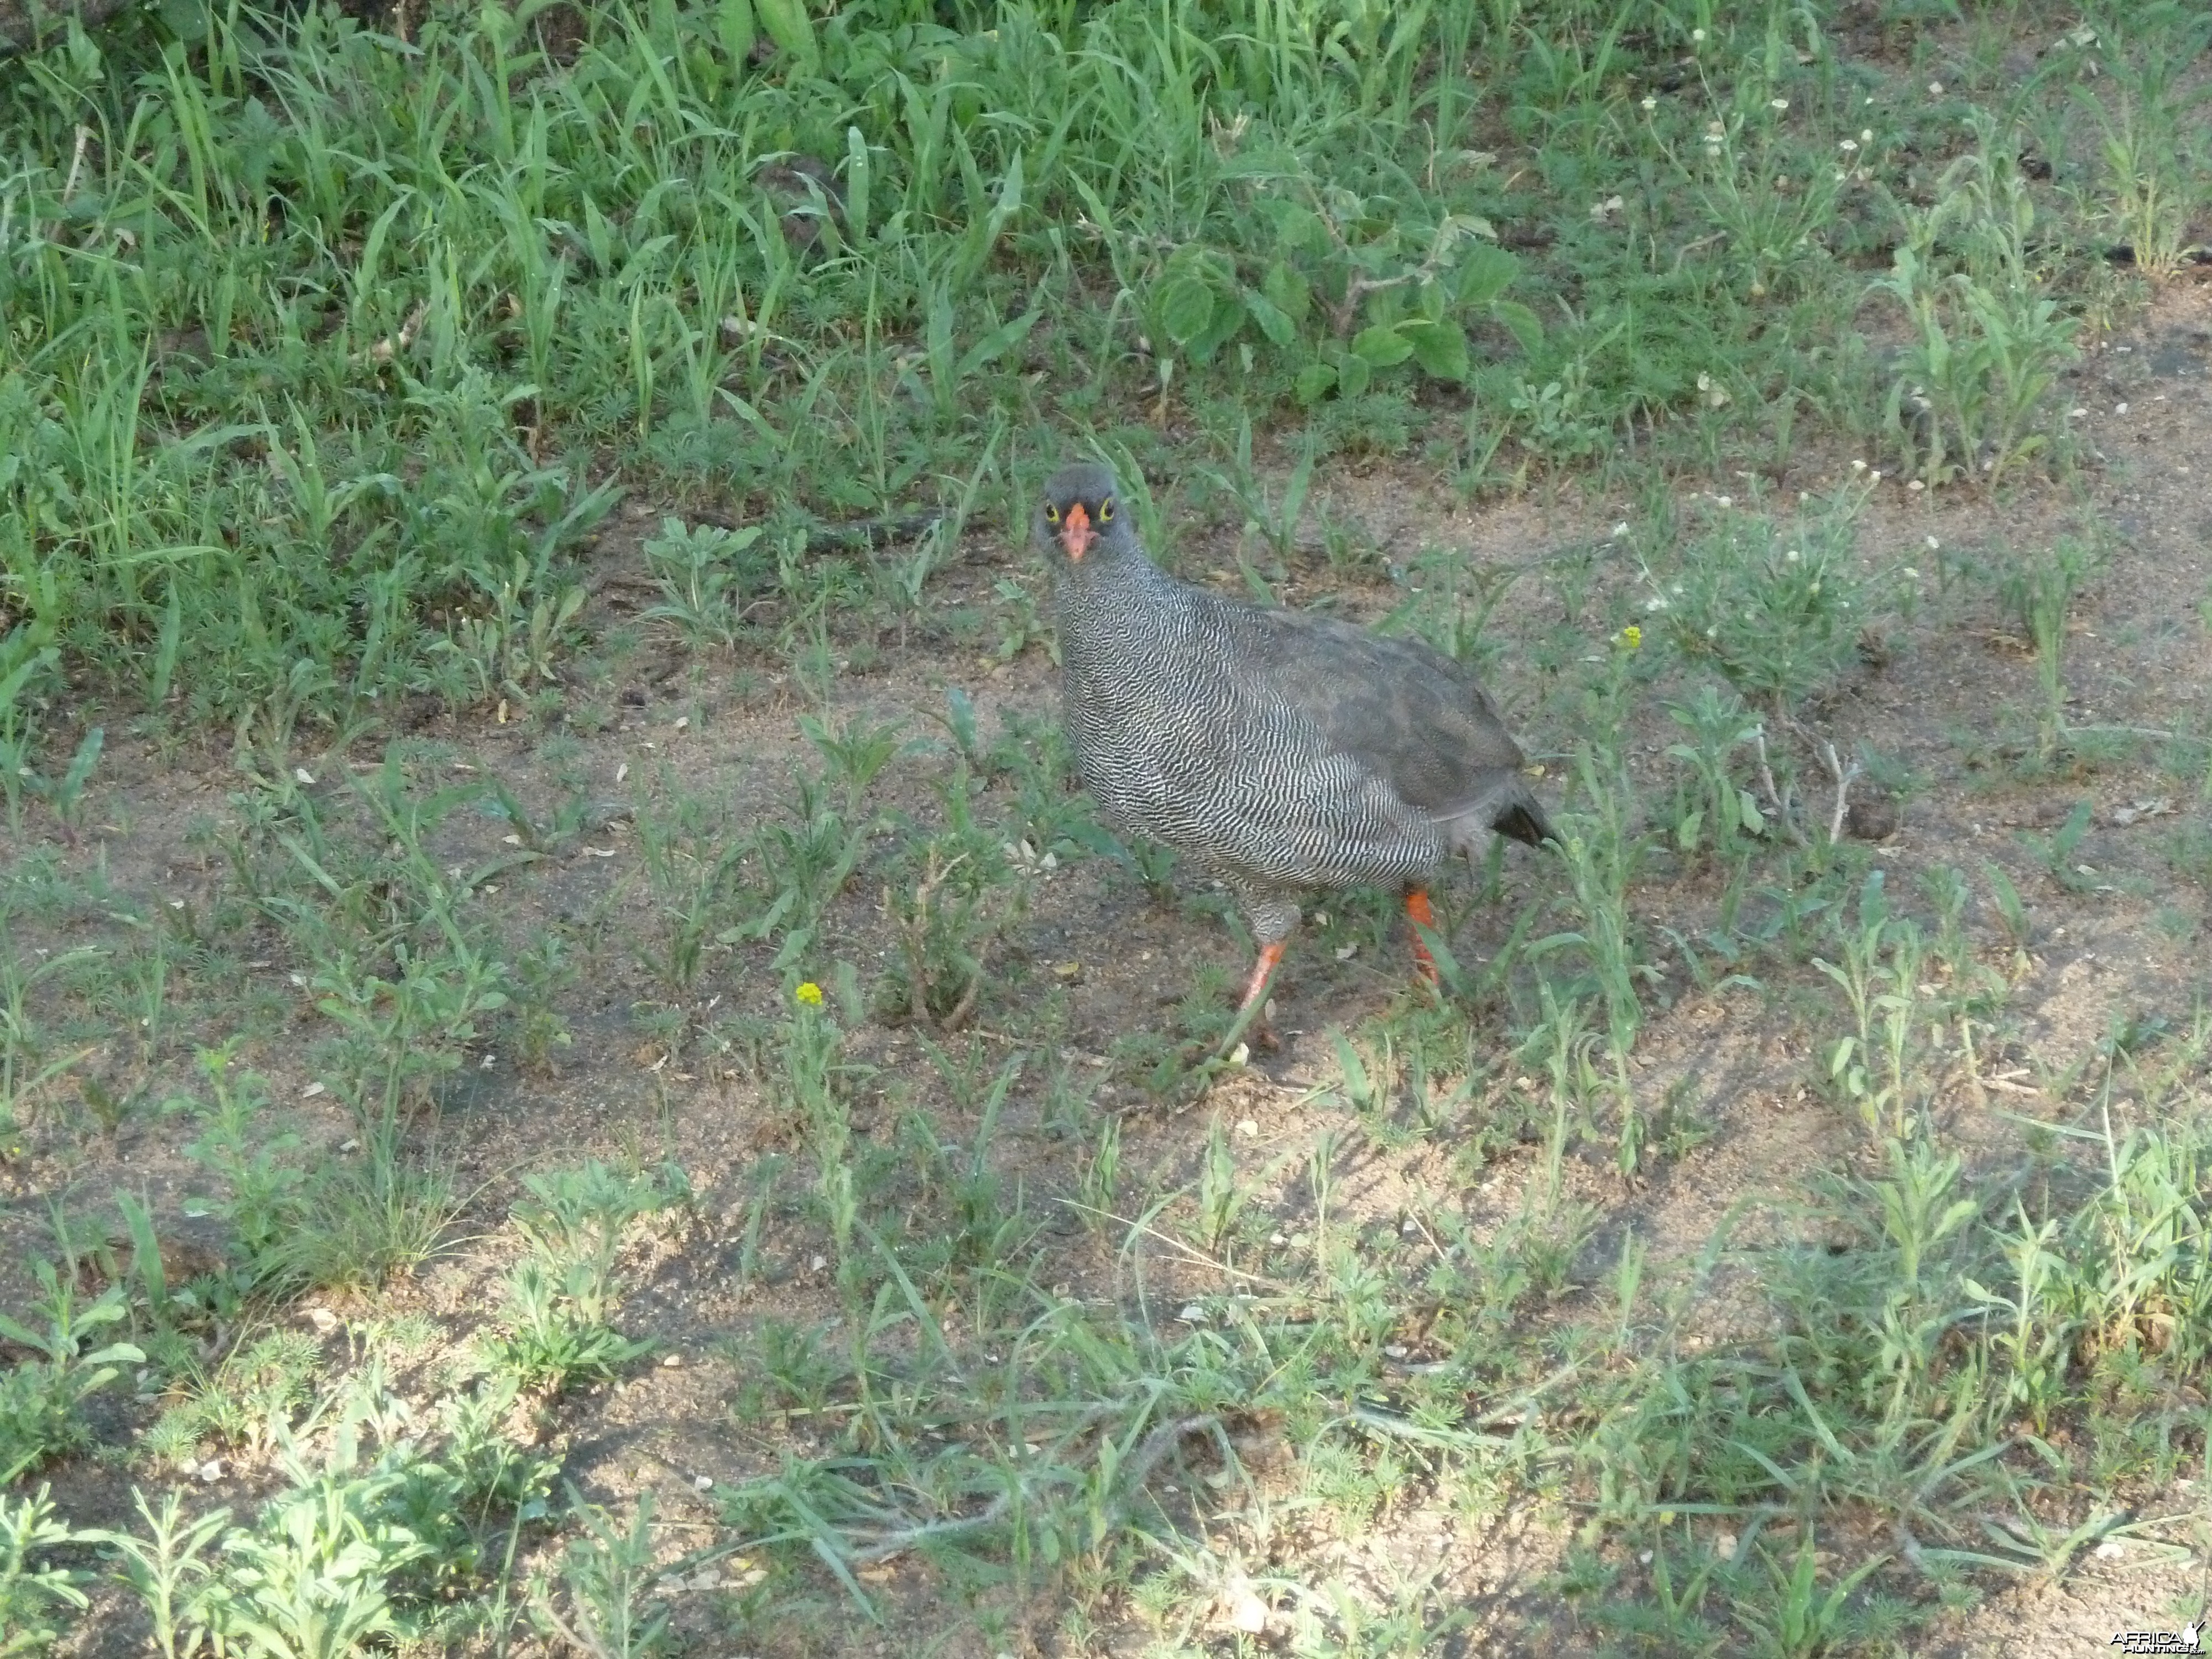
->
[1239,608,1531,814]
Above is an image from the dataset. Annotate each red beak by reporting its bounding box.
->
[1059,502,1094,561]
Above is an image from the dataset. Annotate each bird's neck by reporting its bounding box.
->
[1050,543,1181,611]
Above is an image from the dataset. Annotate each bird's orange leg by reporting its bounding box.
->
[1237,940,1287,1013]
[1213,939,1286,1062]
[1405,888,1440,987]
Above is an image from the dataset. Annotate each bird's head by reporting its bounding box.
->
[1036,462,1132,568]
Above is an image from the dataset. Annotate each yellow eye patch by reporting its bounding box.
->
[1045,504,1061,524]
[1099,499,1115,522]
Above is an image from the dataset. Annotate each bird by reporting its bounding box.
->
[1035,460,1554,1032]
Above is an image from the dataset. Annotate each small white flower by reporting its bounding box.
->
[1691,27,1705,41]
[1908,479,1925,491]
[1839,138,1858,152]
[1860,128,1874,142]
[1924,535,1940,550]
[1641,96,1657,112]
[1928,81,1943,95]
[1850,458,1867,471]
[1770,98,1789,111]
[1611,521,1630,538]
[1717,494,1734,507]
[1784,547,1800,562]
[1903,566,1921,579]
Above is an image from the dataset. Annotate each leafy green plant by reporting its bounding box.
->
[102,1490,232,1659]
[481,1259,651,1400]
[19,728,101,842]
[0,1261,145,1484]
[1139,175,1530,405]
[0,932,101,1140]
[2016,799,2099,895]
[482,1163,681,1397]
[1812,872,1933,1141]
[641,518,770,650]
[1657,491,1874,721]
[729,776,875,972]
[2086,21,2212,281]
[536,1490,670,1659]
[1661,685,1768,858]
[1874,128,2079,489]
[0,1486,97,1655]
[1997,536,2099,762]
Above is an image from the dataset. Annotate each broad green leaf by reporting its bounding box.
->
[1239,286,1297,348]
[1156,275,1217,348]
[1454,242,1520,307]
[1266,202,1330,255]
[1293,360,1337,404]
[1350,324,1413,369]
[1261,259,1310,325]
[1494,299,1545,353]
[1400,319,1468,382]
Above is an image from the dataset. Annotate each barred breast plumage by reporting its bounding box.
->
[1036,460,1553,1027]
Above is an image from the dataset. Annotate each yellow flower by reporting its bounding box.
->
[795,982,824,1006]
[1620,624,1643,650]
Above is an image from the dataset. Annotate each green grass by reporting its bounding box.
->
[1,0,2210,1652]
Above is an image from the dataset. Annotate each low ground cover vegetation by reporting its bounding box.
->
[1,0,2210,1652]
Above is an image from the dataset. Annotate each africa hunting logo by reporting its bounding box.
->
[2111,1625,2201,1656]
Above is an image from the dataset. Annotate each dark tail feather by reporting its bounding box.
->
[1492,796,1556,849]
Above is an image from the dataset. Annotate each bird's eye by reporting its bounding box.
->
[1099,498,1115,523]
[1045,504,1060,525]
